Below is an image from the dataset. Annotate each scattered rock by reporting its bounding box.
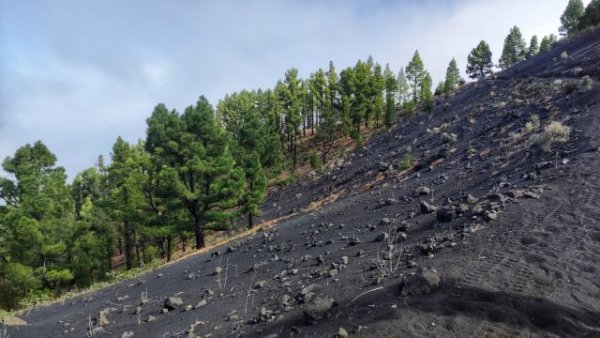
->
[121,330,134,338]
[340,256,349,265]
[163,297,183,311]
[145,315,156,322]
[380,217,391,225]
[435,207,455,222]
[374,232,389,242]
[400,267,441,296]
[337,327,349,338]
[254,280,267,289]
[304,295,335,321]
[420,201,437,214]
[195,298,208,309]
[484,210,498,221]
[213,266,222,275]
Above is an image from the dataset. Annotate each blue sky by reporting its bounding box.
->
[0,0,574,179]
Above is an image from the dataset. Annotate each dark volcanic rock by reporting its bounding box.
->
[436,206,455,222]
[163,297,183,311]
[304,295,335,321]
[420,200,437,214]
[400,267,441,296]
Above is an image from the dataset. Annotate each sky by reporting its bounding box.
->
[0,0,577,180]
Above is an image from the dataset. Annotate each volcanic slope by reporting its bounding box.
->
[7,27,600,338]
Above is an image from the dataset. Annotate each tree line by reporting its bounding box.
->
[2,0,598,310]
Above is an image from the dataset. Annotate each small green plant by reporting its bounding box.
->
[525,114,540,132]
[580,75,593,91]
[441,132,458,143]
[402,101,416,115]
[538,121,571,152]
[309,150,322,170]
[143,245,159,264]
[400,153,413,170]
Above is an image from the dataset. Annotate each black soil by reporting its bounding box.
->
[7,27,600,338]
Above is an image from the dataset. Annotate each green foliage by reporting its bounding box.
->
[309,151,322,170]
[443,58,461,93]
[396,67,410,105]
[406,50,426,104]
[527,35,540,58]
[383,63,398,128]
[539,34,558,53]
[146,98,244,249]
[560,0,585,36]
[467,40,494,79]
[420,72,434,112]
[400,153,414,170]
[578,0,600,31]
[499,26,527,69]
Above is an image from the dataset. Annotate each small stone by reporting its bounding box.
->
[357,249,365,257]
[466,194,477,204]
[184,305,193,312]
[436,207,455,222]
[374,232,389,242]
[420,200,437,214]
[121,329,134,337]
[213,266,222,275]
[163,297,183,311]
[146,315,156,322]
[484,210,498,221]
[316,255,325,265]
[407,260,417,268]
[304,295,335,321]
[380,217,391,225]
[195,298,208,309]
[523,191,541,199]
[337,327,349,338]
[340,256,349,265]
[255,280,267,289]
[400,267,440,296]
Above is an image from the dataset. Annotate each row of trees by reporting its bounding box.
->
[464,0,600,80]
[1,52,463,309]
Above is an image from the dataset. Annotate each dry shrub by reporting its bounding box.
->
[537,121,571,152]
[580,76,593,92]
[525,114,540,132]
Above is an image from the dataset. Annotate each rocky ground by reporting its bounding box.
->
[5,27,600,338]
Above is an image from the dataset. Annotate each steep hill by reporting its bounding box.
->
[6,27,600,338]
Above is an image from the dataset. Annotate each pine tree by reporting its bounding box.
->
[443,58,461,93]
[420,72,434,112]
[499,26,527,69]
[578,0,600,31]
[527,35,540,58]
[279,69,302,170]
[240,152,267,228]
[466,40,494,79]
[406,50,426,104]
[371,63,385,127]
[539,34,559,53]
[145,99,244,249]
[560,0,585,36]
[396,67,410,105]
[383,63,397,128]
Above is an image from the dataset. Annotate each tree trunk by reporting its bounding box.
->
[194,214,205,249]
[248,212,254,228]
[124,221,133,270]
[166,234,172,262]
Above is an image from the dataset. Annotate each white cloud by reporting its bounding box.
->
[0,0,570,179]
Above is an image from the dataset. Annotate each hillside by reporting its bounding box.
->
[5,27,600,338]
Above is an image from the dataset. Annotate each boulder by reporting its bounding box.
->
[374,232,389,242]
[304,295,335,321]
[436,207,455,222]
[163,297,183,311]
[420,200,437,214]
[400,267,440,296]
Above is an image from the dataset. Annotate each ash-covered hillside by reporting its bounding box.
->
[8,27,600,338]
